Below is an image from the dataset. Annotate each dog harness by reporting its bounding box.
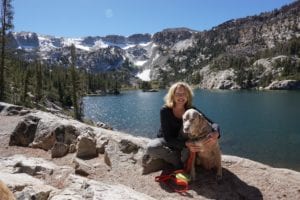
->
[154,151,196,194]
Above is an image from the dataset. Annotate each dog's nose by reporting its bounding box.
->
[183,127,189,133]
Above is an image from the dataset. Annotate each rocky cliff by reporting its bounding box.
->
[0,102,300,199]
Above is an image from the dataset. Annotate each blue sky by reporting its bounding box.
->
[13,0,295,38]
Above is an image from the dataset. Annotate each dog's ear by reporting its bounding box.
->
[196,112,204,121]
[192,110,200,119]
[198,114,214,134]
[197,113,205,126]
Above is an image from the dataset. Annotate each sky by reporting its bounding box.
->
[13,0,295,38]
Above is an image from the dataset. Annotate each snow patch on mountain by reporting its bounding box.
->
[91,40,109,49]
[134,60,147,66]
[122,44,136,50]
[152,53,160,62]
[139,42,152,47]
[62,38,90,51]
[136,69,151,81]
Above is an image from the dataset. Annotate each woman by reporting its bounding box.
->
[143,82,220,170]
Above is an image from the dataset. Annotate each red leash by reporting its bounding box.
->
[155,152,196,193]
[184,151,196,173]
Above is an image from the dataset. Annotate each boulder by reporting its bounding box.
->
[0,172,56,200]
[51,142,69,158]
[96,121,113,130]
[142,155,170,175]
[73,158,93,177]
[9,116,40,147]
[265,80,300,90]
[1,155,57,177]
[96,136,109,154]
[27,112,82,151]
[15,185,53,200]
[76,135,97,159]
[119,139,140,154]
[54,124,79,144]
[0,102,29,116]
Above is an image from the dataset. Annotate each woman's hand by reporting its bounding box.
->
[185,141,202,152]
[204,131,219,146]
[185,131,220,152]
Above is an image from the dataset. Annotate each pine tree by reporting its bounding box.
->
[35,61,43,103]
[70,44,81,120]
[22,66,30,105]
[0,0,13,101]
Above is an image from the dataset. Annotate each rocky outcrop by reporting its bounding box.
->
[265,80,300,90]
[1,101,148,163]
[77,46,125,72]
[0,155,153,200]
[127,33,151,44]
[199,66,240,89]
[152,28,194,47]
[13,32,40,49]
[0,102,30,116]
[9,115,40,147]
[102,35,127,44]
[0,155,61,200]
[1,102,300,200]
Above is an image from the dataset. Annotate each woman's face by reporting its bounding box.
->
[173,86,188,107]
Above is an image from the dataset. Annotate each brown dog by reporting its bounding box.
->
[0,180,15,200]
[182,108,222,181]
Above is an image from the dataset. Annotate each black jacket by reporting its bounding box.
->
[158,106,220,150]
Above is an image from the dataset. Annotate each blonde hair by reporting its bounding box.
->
[164,82,194,109]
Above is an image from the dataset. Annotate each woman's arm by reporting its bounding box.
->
[160,108,185,150]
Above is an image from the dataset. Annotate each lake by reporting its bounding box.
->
[83,89,300,171]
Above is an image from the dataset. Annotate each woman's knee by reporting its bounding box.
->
[145,138,165,155]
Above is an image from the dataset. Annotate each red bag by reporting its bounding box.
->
[155,152,196,193]
[155,169,190,193]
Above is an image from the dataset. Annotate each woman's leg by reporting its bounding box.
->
[143,138,182,169]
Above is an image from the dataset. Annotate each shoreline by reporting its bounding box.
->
[82,114,300,173]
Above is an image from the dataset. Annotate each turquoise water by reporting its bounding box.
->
[83,90,300,171]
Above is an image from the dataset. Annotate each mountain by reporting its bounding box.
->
[8,32,153,72]
[8,1,300,89]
